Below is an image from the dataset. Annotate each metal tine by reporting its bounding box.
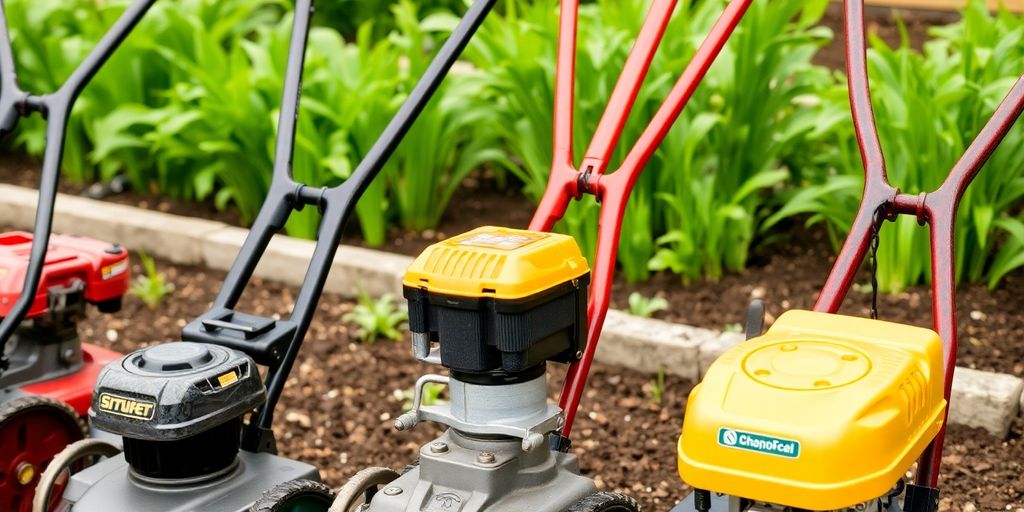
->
[579,0,678,176]
[815,0,1024,489]
[535,0,753,440]
[0,0,157,371]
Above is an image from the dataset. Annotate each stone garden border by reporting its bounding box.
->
[2,182,1021,437]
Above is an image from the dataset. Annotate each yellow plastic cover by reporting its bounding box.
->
[678,310,946,510]
[403,226,589,300]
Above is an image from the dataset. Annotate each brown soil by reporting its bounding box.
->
[610,226,1024,378]
[56,253,1024,511]
[814,5,959,70]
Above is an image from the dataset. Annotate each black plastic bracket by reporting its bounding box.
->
[744,299,765,340]
[902,484,940,512]
[549,431,572,452]
[184,308,297,366]
[241,422,278,455]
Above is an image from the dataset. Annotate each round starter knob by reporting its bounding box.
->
[134,342,216,372]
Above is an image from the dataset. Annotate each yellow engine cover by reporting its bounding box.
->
[677,310,946,510]
[403,226,589,300]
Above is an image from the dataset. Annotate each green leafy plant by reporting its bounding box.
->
[381,2,510,234]
[342,291,408,343]
[401,382,448,412]
[627,292,668,318]
[130,251,175,308]
[649,367,666,407]
[769,0,1024,291]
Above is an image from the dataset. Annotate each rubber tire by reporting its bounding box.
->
[329,467,400,512]
[32,438,120,512]
[565,491,642,512]
[250,479,335,512]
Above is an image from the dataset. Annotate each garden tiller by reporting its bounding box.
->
[330,1,751,511]
[674,0,1024,511]
[35,1,499,511]
[0,2,156,510]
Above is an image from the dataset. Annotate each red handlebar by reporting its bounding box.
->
[815,0,1024,487]
[529,0,752,439]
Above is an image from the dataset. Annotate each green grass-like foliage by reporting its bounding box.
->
[768,0,1024,292]
[4,0,504,244]
[465,0,831,282]
[342,291,408,343]
[130,251,175,308]
[627,291,668,318]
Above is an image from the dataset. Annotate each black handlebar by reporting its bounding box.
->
[176,0,498,452]
[0,0,158,373]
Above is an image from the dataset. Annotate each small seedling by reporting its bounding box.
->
[130,251,174,308]
[723,323,743,334]
[627,292,669,318]
[342,291,407,343]
[650,367,666,407]
[402,382,447,412]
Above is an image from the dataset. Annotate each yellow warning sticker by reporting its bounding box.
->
[101,259,128,280]
[217,371,239,388]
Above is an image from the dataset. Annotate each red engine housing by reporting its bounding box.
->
[0,231,130,318]
[0,231,130,415]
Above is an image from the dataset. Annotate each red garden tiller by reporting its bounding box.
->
[0,2,156,510]
[329,1,751,511]
[36,1,499,511]
[675,0,1024,510]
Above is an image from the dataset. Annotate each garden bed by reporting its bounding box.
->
[62,253,1024,511]
[7,147,1021,377]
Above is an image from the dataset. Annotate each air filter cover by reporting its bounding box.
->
[89,342,265,441]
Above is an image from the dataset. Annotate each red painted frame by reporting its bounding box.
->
[528,0,752,438]
[814,0,1024,488]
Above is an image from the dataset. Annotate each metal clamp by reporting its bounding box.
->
[394,374,563,452]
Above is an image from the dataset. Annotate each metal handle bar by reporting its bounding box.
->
[529,0,752,441]
[816,0,1024,487]
[181,0,498,451]
[0,0,158,373]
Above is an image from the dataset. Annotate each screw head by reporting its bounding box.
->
[383,486,403,496]
[15,462,35,486]
[429,442,449,454]
[476,452,496,464]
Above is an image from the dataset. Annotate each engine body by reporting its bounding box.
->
[678,310,946,510]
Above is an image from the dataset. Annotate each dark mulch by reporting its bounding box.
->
[54,253,1024,511]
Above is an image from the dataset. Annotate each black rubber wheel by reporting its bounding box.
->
[566,491,642,512]
[250,479,335,512]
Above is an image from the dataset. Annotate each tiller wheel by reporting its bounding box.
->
[0,396,85,512]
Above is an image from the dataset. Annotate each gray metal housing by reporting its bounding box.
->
[60,451,320,512]
[367,429,596,512]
